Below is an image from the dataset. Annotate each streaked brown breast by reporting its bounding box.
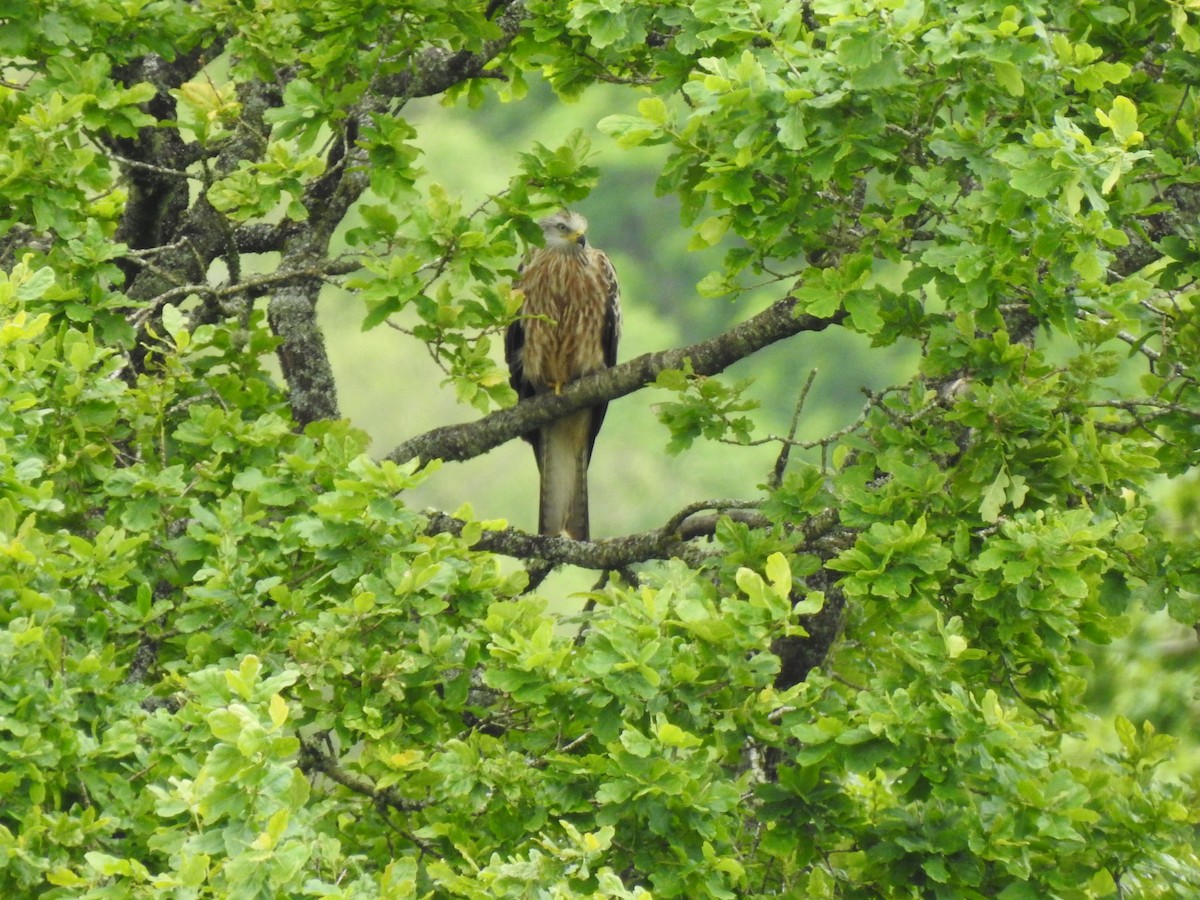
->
[517,248,611,392]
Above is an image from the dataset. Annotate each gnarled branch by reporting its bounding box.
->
[425,510,719,569]
[423,499,847,570]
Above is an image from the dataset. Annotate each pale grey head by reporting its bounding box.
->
[537,209,589,254]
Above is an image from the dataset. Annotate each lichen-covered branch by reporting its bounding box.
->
[425,510,720,569]
[390,298,846,465]
[424,499,850,571]
[376,1,528,99]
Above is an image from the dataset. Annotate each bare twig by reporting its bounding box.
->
[127,259,361,327]
[107,152,193,180]
[770,368,818,489]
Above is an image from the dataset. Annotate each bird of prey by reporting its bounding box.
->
[505,209,621,541]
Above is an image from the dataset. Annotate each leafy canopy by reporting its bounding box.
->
[3,0,1200,897]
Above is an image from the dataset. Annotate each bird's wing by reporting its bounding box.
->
[506,260,540,453]
[599,249,621,368]
[504,315,533,401]
[587,248,621,457]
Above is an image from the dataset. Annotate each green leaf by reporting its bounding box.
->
[981,471,1008,522]
[14,264,56,301]
[735,567,766,605]
[619,726,655,758]
[992,60,1024,97]
[1096,96,1143,147]
[777,107,808,150]
[697,271,734,297]
[637,96,669,125]
[844,289,884,335]
[654,716,703,749]
[765,552,791,601]
[160,304,187,347]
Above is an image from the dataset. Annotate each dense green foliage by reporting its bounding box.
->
[3,0,1200,897]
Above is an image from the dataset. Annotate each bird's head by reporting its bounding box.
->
[538,209,589,254]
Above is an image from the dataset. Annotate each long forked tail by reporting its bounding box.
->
[537,409,592,540]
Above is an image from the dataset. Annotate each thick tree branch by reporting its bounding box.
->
[233,221,301,254]
[425,507,769,569]
[270,278,341,424]
[299,737,425,814]
[424,498,850,571]
[109,48,214,276]
[425,511,720,569]
[115,0,527,395]
[268,145,370,424]
[263,3,528,423]
[376,1,527,99]
[121,77,281,372]
[389,298,846,466]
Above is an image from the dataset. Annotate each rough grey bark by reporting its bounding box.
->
[112,1,530,418]
[390,299,847,466]
[263,1,529,423]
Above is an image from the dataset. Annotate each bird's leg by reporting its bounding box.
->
[550,381,563,396]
